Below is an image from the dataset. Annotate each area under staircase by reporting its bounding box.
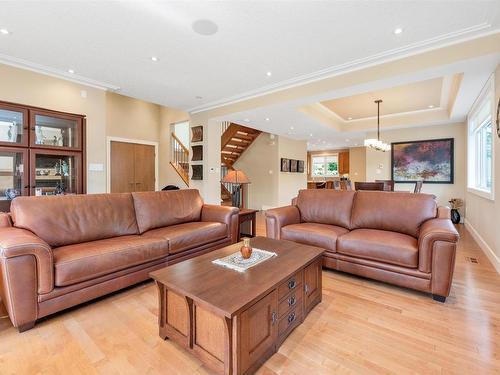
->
[170,132,190,187]
[220,122,262,206]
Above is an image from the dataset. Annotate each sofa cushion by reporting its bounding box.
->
[351,191,436,237]
[337,229,418,268]
[53,235,168,286]
[132,189,204,234]
[281,223,348,252]
[11,193,139,247]
[296,189,355,229]
[143,222,227,254]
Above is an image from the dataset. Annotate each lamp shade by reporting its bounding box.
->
[221,170,250,184]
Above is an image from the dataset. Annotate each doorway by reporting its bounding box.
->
[107,138,158,193]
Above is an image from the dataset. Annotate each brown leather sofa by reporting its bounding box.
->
[266,189,459,302]
[0,189,238,332]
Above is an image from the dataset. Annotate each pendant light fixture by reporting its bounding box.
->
[364,99,390,152]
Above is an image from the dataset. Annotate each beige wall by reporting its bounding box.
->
[365,123,466,207]
[278,136,307,207]
[0,63,188,193]
[465,64,500,273]
[233,133,279,210]
[349,146,367,183]
[0,63,107,193]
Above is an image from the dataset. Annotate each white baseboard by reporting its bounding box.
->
[464,219,500,274]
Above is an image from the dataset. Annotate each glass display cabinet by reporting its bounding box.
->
[0,100,86,211]
[30,150,82,196]
[0,103,28,147]
[30,110,83,151]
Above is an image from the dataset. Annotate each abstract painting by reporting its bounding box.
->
[391,138,454,183]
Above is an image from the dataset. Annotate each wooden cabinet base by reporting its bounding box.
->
[155,258,322,375]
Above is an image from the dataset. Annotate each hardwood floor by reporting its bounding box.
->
[1,213,499,374]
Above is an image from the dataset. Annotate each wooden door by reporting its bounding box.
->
[110,141,136,193]
[239,290,278,374]
[133,143,155,192]
[303,260,322,315]
[339,151,349,175]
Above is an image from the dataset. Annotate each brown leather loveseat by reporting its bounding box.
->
[266,189,459,302]
[0,189,238,332]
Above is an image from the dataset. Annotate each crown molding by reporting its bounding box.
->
[188,23,497,114]
[0,53,121,91]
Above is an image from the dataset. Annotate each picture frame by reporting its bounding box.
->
[391,138,454,184]
[290,159,298,172]
[298,160,304,173]
[280,158,290,172]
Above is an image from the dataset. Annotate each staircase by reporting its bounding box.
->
[170,132,189,186]
[220,122,261,206]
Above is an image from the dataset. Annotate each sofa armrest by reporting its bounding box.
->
[0,227,54,294]
[418,218,459,298]
[265,206,300,239]
[201,205,240,243]
[0,212,12,227]
[437,206,451,219]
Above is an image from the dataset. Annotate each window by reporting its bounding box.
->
[311,154,339,177]
[467,75,495,200]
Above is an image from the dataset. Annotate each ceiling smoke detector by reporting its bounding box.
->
[192,19,219,36]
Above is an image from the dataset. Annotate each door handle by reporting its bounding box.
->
[305,284,309,294]
[287,296,296,307]
[271,311,277,325]
[287,312,296,324]
[288,279,296,290]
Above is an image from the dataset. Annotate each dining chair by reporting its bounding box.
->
[375,179,395,191]
[355,182,385,191]
[333,180,341,190]
[414,180,423,193]
[325,181,334,189]
[344,180,353,191]
[316,182,326,189]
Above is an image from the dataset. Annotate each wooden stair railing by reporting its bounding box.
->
[221,123,262,169]
[170,132,189,187]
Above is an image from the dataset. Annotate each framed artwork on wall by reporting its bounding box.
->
[290,159,298,172]
[391,138,454,184]
[298,160,304,173]
[280,158,290,172]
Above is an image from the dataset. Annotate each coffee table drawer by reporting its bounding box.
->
[278,306,302,337]
[278,270,303,300]
[278,289,303,318]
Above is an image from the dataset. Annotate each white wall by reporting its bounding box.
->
[365,122,466,208]
[465,64,500,273]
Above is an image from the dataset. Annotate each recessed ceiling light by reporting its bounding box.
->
[266,71,272,77]
[347,117,353,120]
[0,28,10,35]
[68,69,75,74]
[393,27,403,35]
[243,118,250,122]
[428,104,434,108]
[265,117,270,121]
[309,133,313,137]
[151,56,159,62]
[192,19,219,36]
[345,139,350,142]
[290,126,294,130]
[354,143,359,146]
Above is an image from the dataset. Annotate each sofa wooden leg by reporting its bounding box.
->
[17,321,36,332]
[432,294,446,303]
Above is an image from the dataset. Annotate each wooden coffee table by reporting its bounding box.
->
[150,236,324,375]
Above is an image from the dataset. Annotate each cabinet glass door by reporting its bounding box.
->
[30,150,82,196]
[0,104,28,147]
[0,148,28,202]
[30,111,82,150]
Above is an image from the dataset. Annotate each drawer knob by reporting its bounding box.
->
[288,312,296,324]
[288,296,296,307]
[288,279,296,289]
